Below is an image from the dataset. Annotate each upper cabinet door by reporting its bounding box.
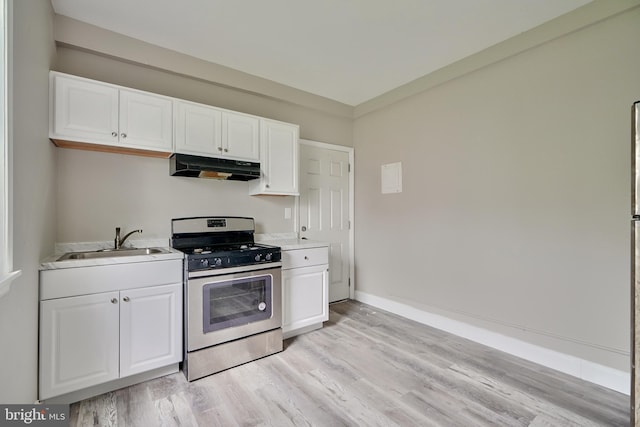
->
[222,111,260,161]
[250,119,299,195]
[174,100,222,156]
[51,73,119,145]
[119,90,173,152]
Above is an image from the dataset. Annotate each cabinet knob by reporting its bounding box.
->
[265,184,270,188]
[120,133,127,139]
[123,296,130,302]
[224,148,228,152]
[111,132,117,137]
[218,147,223,151]
[304,256,309,260]
[111,298,118,304]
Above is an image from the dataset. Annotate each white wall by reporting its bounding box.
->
[353,7,640,372]
[56,150,294,241]
[0,0,56,403]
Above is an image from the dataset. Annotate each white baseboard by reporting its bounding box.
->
[354,291,629,395]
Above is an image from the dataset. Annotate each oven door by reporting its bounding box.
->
[186,264,282,352]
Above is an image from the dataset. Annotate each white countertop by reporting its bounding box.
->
[261,238,329,251]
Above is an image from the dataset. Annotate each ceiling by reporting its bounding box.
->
[50,0,592,106]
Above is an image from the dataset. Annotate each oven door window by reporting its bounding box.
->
[202,274,273,333]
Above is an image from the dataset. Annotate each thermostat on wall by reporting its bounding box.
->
[381,162,402,194]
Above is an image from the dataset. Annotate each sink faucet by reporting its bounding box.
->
[114,227,142,249]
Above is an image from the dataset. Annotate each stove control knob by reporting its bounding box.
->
[200,259,209,268]
[255,254,262,262]
[265,252,272,261]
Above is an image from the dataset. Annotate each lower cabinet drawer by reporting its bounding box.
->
[282,247,328,269]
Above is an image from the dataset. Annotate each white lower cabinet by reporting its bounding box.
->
[39,281,182,400]
[119,283,182,377]
[281,246,329,338]
[40,292,120,399]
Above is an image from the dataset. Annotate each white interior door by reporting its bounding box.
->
[299,141,352,302]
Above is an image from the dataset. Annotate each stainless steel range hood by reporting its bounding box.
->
[170,153,261,181]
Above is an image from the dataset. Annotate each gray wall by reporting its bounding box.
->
[0,0,56,403]
[53,45,353,242]
[354,7,640,371]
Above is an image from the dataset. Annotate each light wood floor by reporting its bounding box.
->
[70,300,629,426]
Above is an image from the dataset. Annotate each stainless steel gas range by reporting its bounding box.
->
[171,216,283,381]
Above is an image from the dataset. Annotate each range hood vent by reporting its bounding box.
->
[170,153,261,181]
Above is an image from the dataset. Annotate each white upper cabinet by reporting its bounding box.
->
[52,74,119,145]
[222,111,260,161]
[175,100,259,162]
[174,100,222,156]
[49,71,301,184]
[50,72,173,157]
[249,119,299,196]
[118,90,173,152]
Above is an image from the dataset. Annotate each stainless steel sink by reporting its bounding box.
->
[56,247,170,261]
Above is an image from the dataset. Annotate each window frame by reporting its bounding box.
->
[0,0,20,298]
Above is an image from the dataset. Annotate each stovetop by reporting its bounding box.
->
[181,243,270,255]
[180,243,281,271]
[170,217,281,272]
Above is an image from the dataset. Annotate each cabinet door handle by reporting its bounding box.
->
[111,132,117,137]
[111,298,118,304]
[121,133,127,139]
[123,296,130,302]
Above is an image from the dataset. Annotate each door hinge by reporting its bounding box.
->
[348,220,351,230]
[348,278,351,287]
[348,163,351,173]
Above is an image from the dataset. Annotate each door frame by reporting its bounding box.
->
[296,139,355,300]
